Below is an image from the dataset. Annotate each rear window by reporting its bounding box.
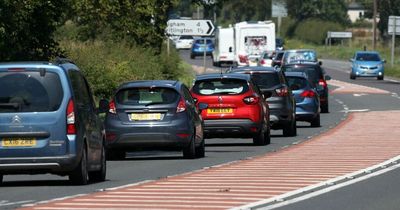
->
[180,36,193,40]
[0,70,63,113]
[116,87,179,105]
[250,73,280,89]
[283,51,317,64]
[284,67,322,83]
[286,77,309,90]
[192,79,249,95]
[195,39,213,44]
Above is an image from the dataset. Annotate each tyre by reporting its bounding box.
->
[183,134,196,159]
[310,114,321,127]
[377,75,384,80]
[350,74,356,80]
[106,150,125,160]
[321,103,329,113]
[89,145,106,182]
[283,119,297,137]
[195,138,205,158]
[190,54,195,59]
[69,147,88,185]
[253,123,269,146]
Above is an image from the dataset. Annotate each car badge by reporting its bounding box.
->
[218,96,223,103]
[11,115,22,124]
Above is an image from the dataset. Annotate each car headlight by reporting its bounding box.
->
[377,63,383,68]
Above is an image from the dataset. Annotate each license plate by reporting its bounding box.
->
[130,113,162,121]
[207,108,233,114]
[2,138,36,147]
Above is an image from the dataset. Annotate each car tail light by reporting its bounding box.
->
[109,100,117,114]
[239,55,248,64]
[177,133,190,138]
[276,87,289,97]
[66,98,76,135]
[177,97,187,113]
[300,90,316,98]
[318,79,327,88]
[243,95,260,105]
[106,132,117,141]
[260,59,266,65]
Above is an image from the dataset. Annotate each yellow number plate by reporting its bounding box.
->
[207,108,233,114]
[2,138,36,147]
[130,113,162,121]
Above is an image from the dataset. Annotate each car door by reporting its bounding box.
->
[182,85,203,143]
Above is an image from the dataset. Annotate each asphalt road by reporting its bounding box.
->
[1,51,398,209]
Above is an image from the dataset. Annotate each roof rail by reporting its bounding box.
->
[52,57,75,65]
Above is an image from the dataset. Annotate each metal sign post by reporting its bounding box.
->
[271,0,288,37]
[166,19,215,74]
[388,16,400,67]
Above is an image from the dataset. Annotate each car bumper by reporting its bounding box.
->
[295,99,319,121]
[352,68,384,77]
[203,119,261,138]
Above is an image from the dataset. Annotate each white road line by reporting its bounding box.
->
[0,200,35,207]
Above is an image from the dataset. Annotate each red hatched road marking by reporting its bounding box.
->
[20,111,400,210]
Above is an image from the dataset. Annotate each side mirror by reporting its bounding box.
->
[382,60,386,63]
[198,102,208,111]
[349,58,354,62]
[318,61,323,66]
[262,91,273,99]
[325,75,332,81]
[98,99,109,113]
[229,47,233,53]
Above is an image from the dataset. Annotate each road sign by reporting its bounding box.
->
[327,31,352,38]
[271,0,288,17]
[388,16,400,35]
[166,19,215,36]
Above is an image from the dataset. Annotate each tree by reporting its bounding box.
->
[378,0,400,37]
[0,1,67,61]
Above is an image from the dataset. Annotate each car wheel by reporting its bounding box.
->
[321,103,329,113]
[69,147,89,185]
[283,119,297,137]
[253,123,269,146]
[310,114,321,127]
[350,74,356,80]
[183,134,196,159]
[195,138,205,158]
[89,144,106,182]
[106,150,125,160]
[377,75,384,80]
[190,54,195,59]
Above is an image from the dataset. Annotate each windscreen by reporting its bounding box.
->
[0,70,63,113]
[192,78,249,95]
[250,73,280,89]
[356,53,380,61]
[116,87,179,106]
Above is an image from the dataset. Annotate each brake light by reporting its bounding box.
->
[109,100,116,114]
[220,56,227,59]
[300,90,316,98]
[177,97,186,113]
[239,55,248,64]
[318,79,327,88]
[177,133,190,138]
[260,59,266,65]
[243,96,260,105]
[276,87,289,97]
[8,68,26,72]
[66,98,76,135]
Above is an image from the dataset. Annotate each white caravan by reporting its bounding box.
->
[212,26,235,67]
[234,21,276,66]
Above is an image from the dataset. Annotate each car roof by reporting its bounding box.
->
[0,60,79,72]
[284,71,308,79]
[195,73,251,81]
[118,80,181,90]
[355,51,379,54]
[230,66,279,73]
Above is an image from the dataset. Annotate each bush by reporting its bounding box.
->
[293,19,345,44]
[61,40,191,99]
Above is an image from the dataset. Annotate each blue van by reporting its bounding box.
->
[0,59,106,185]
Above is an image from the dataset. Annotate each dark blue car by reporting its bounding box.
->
[103,80,207,159]
[350,51,385,80]
[285,72,321,127]
[190,38,215,59]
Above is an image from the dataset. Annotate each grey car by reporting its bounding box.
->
[229,66,297,137]
[0,59,107,185]
[103,80,206,159]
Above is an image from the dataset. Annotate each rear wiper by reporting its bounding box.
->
[145,102,166,107]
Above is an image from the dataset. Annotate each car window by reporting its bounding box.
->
[286,77,308,90]
[116,87,179,105]
[195,39,213,44]
[275,52,284,60]
[284,66,322,83]
[250,73,280,89]
[356,53,381,61]
[192,78,249,95]
[68,71,92,108]
[181,86,195,104]
[283,50,317,64]
[0,70,63,113]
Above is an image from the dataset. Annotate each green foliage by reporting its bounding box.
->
[61,40,190,99]
[217,0,272,25]
[0,0,67,61]
[292,19,345,44]
[378,0,400,37]
[286,0,350,25]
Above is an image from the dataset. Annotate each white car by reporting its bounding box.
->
[174,35,194,49]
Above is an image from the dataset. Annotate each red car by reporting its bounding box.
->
[190,73,270,145]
